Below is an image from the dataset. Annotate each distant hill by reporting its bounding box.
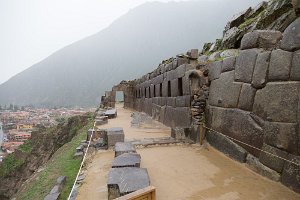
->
[0,0,262,107]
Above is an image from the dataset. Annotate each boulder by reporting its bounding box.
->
[235,49,261,83]
[112,153,141,168]
[209,71,242,108]
[246,154,281,182]
[220,49,239,58]
[259,144,288,173]
[253,82,300,123]
[237,83,256,111]
[268,49,292,81]
[241,30,282,50]
[281,17,300,51]
[251,51,271,89]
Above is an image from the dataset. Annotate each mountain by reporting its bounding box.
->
[0,0,263,107]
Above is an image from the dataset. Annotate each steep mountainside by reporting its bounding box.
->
[0,0,262,107]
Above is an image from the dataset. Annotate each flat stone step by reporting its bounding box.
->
[107,127,125,147]
[112,153,141,168]
[114,142,136,157]
[105,109,117,119]
[107,167,150,200]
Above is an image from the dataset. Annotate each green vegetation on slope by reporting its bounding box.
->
[0,154,24,177]
[17,120,93,200]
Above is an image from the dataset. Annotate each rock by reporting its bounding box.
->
[221,56,236,72]
[114,142,136,157]
[237,83,256,111]
[208,61,222,81]
[246,154,281,182]
[208,106,264,157]
[56,176,66,185]
[112,153,141,168]
[44,193,60,200]
[290,50,300,80]
[106,127,125,147]
[222,27,243,49]
[259,144,288,173]
[268,49,292,81]
[235,49,261,83]
[241,30,282,50]
[189,49,198,59]
[253,82,300,123]
[202,42,213,53]
[251,51,271,88]
[105,109,117,119]
[208,51,221,61]
[264,121,298,154]
[107,167,150,200]
[50,185,60,194]
[220,49,239,58]
[206,129,248,163]
[73,152,84,159]
[281,17,300,51]
[198,55,208,62]
[167,97,176,107]
[209,71,242,108]
[175,95,190,107]
[281,154,300,193]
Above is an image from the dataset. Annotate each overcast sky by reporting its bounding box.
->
[0,0,261,84]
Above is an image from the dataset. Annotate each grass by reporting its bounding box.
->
[17,120,93,200]
[0,154,24,177]
[18,140,33,153]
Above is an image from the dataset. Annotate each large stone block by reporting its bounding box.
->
[235,49,260,83]
[208,106,264,157]
[281,17,300,51]
[281,154,300,193]
[209,71,242,108]
[221,56,235,72]
[253,82,300,123]
[107,167,150,200]
[238,83,256,111]
[182,75,190,95]
[176,64,186,78]
[291,50,300,80]
[164,106,191,128]
[106,127,125,147]
[112,153,141,168]
[167,70,177,81]
[259,144,288,173]
[268,49,292,81]
[241,30,282,50]
[246,154,281,182]
[208,61,222,81]
[114,142,136,157]
[264,122,298,154]
[206,129,248,163]
[162,80,168,97]
[166,97,176,107]
[251,51,270,89]
[177,57,189,67]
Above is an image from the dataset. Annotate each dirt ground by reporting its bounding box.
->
[77,104,300,200]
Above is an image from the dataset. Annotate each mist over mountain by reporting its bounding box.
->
[0,0,262,107]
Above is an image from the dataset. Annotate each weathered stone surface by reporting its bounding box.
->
[198,55,208,62]
[221,56,236,72]
[209,71,242,108]
[176,64,186,78]
[291,50,300,80]
[171,79,178,97]
[208,61,222,81]
[167,97,176,107]
[157,97,166,106]
[107,167,150,200]
[112,153,141,168]
[208,51,221,61]
[208,106,264,157]
[105,109,117,119]
[176,95,190,107]
[114,142,136,157]
[281,154,300,193]
[259,144,288,173]
[281,17,300,51]
[220,49,239,58]
[166,70,177,81]
[164,106,191,128]
[177,57,189,67]
[56,176,66,185]
[235,49,260,83]
[241,30,282,50]
[44,193,60,200]
[264,122,298,154]
[238,83,256,111]
[268,49,292,81]
[251,51,270,88]
[106,127,125,147]
[246,154,281,182]
[206,129,248,163]
[253,82,300,123]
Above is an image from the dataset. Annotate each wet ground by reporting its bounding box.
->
[77,104,300,200]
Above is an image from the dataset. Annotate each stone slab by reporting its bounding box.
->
[221,56,235,72]
[291,50,300,81]
[237,83,256,111]
[281,17,300,51]
[208,61,222,81]
[115,142,136,157]
[107,127,125,147]
[107,167,150,199]
[112,153,141,168]
[105,109,118,119]
[241,30,282,50]
[281,154,300,193]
